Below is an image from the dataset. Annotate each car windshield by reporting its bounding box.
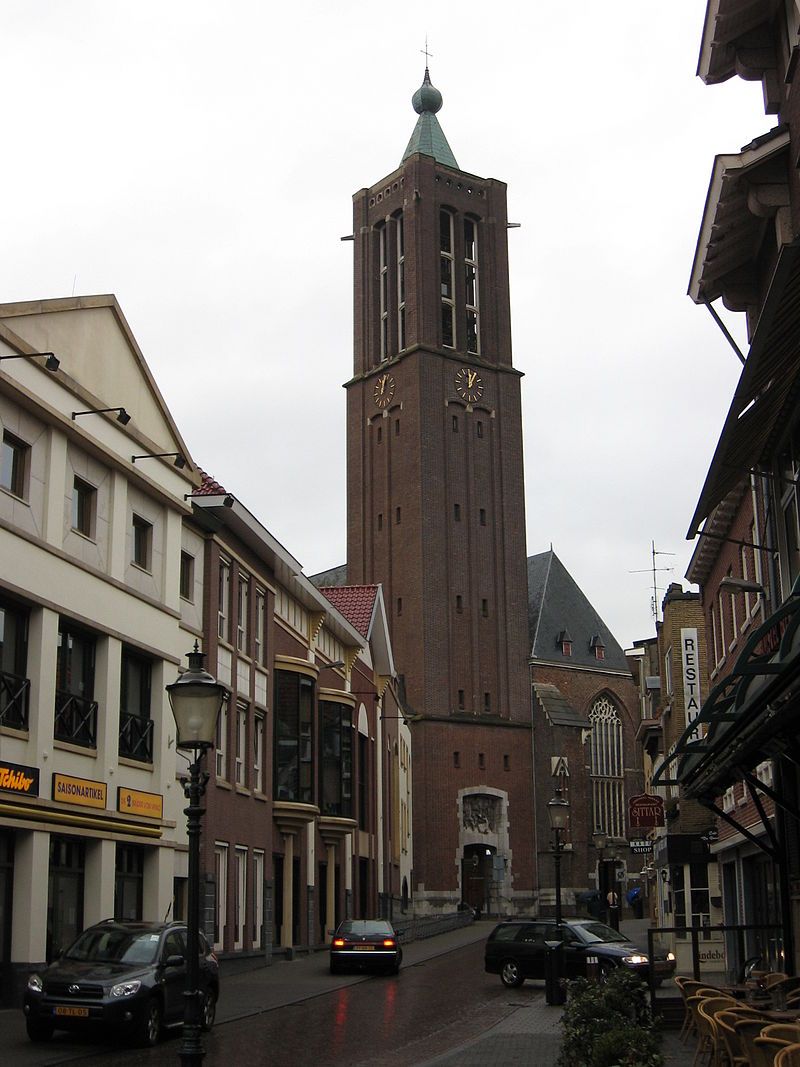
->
[574,922,629,945]
[337,920,393,938]
[64,928,162,965]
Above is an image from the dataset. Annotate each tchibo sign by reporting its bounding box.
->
[681,628,702,740]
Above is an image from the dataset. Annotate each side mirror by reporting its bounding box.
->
[164,953,185,968]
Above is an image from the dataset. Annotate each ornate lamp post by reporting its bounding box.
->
[167,645,228,1067]
[547,789,570,927]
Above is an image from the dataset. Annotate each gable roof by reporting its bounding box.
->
[527,549,630,672]
[319,585,378,640]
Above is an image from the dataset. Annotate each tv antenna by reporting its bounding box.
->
[629,540,675,622]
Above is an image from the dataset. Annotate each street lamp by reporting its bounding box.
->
[547,789,570,927]
[167,645,228,1067]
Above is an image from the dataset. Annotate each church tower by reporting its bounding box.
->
[346,69,534,912]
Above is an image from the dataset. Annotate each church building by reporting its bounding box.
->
[341,69,535,914]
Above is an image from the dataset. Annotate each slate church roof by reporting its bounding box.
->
[527,549,630,673]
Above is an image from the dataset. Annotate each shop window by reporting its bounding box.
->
[114,843,144,920]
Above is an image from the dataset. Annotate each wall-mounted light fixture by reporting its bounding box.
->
[719,575,765,595]
[0,351,60,371]
[131,451,186,469]
[72,407,130,425]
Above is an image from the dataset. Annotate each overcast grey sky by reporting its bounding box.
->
[4,2,770,648]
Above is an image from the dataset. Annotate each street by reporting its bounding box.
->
[4,936,540,1067]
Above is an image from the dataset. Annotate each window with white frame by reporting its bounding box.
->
[252,850,264,949]
[664,647,673,698]
[741,544,753,620]
[214,843,228,950]
[729,570,739,643]
[723,785,736,812]
[440,210,455,348]
[179,551,194,601]
[379,224,389,361]
[131,514,152,571]
[237,572,249,654]
[235,703,247,786]
[218,558,231,642]
[779,437,800,596]
[756,760,774,787]
[464,217,479,355]
[717,591,727,658]
[397,213,406,351]
[216,698,228,779]
[751,522,764,610]
[589,695,624,839]
[234,847,247,950]
[1,430,29,499]
[254,712,265,793]
[710,604,720,667]
[254,587,266,666]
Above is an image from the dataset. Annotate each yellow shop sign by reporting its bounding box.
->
[117,787,163,820]
[52,773,107,809]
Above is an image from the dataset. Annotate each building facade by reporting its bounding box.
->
[0,296,198,1004]
[657,0,800,976]
[527,549,643,919]
[344,69,535,915]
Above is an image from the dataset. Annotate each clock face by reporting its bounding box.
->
[455,367,483,403]
[373,373,395,408]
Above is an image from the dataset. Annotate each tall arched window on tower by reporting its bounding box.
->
[397,212,406,351]
[464,217,479,355]
[440,210,455,348]
[379,223,389,361]
[589,695,624,839]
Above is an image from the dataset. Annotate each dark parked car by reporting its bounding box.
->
[23,919,219,1046]
[484,918,675,988]
[330,919,402,975]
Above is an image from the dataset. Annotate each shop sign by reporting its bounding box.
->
[52,773,107,809]
[630,839,654,855]
[117,787,163,820]
[628,793,665,829]
[0,759,39,796]
[681,628,703,741]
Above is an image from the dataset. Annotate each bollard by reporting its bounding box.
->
[544,941,566,1005]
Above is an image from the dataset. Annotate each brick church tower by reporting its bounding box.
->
[345,69,534,913]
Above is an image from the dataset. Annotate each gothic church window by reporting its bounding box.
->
[464,217,479,354]
[589,695,624,839]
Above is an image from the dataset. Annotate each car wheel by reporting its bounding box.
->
[598,960,615,983]
[26,1018,54,1042]
[500,959,525,988]
[134,997,162,1047]
[201,988,217,1032]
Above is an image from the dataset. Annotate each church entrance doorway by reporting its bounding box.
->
[462,844,495,918]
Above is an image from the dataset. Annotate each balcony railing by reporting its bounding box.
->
[0,670,30,730]
[54,690,98,748]
[119,712,154,763]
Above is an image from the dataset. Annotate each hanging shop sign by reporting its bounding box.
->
[0,760,39,797]
[630,839,654,855]
[52,773,107,810]
[117,787,163,820]
[628,793,665,829]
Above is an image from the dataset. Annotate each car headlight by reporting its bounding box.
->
[666,952,675,962]
[110,979,142,998]
[27,974,43,994]
[621,954,649,965]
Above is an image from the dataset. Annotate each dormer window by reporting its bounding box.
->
[557,630,572,657]
[590,635,606,661]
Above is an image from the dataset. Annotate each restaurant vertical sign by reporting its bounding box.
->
[681,627,702,741]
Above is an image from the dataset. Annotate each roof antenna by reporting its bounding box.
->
[629,540,675,622]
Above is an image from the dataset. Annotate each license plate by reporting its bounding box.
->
[55,1006,89,1017]
[353,945,374,951]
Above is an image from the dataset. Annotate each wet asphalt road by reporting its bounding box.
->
[10,940,535,1067]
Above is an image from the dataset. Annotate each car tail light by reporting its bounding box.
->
[383,939,396,947]
[333,938,345,948]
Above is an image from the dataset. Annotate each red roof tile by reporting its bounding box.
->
[192,469,229,496]
[320,585,378,639]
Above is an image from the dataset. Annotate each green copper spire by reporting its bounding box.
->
[401,68,459,168]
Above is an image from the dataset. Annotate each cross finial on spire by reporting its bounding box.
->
[420,35,433,68]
